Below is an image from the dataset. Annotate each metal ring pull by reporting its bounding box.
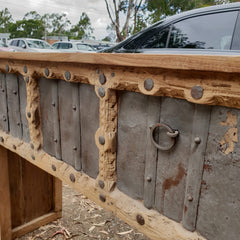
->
[150,123,179,151]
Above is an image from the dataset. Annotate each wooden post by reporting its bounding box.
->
[0,146,12,240]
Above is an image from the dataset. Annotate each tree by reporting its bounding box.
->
[70,12,93,39]
[104,0,145,42]
[0,8,13,32]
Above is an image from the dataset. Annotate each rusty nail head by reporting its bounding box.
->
[194,137,201,144]
[99,194,106,202]
[144,78,154,91]
[98,87,105,98]
[31,155,35,160]
[146,176,152,182]
[191,85,204,99]
[99,135,105,145]
[0,137,4,142]
[23,66,27,73]
[45,68,50,77]
[72,105,77,111]
[54,138,58,143]
[52,101,55,107]
[13,90,17,95]
[70,173,75,182]
[136,214,145,225]
[73,146,77,151]
[17,122,20,126]
[52,164,56,171]
[99,73,106,85]
[65,71,71,80]
[13,145,16,150]
[5,65,9,72]
[30,143,34,149]
[27,112,31,118]
[187,195,193,202]
[98,180,105,189]
[25,77,29,83]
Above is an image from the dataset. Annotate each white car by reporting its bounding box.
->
[52,41,96,52]
[9,38,58,52]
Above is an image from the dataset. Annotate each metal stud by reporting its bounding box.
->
[194,137,201,144]
[99,194,106,202]
[72,105,77,111]
[13,90,17,95]
[99,135,105,145]
[27,112,31,118]
[52,101,56,107]
[5,65,9,72]
[99,73,106,85]
[111,72,115,77]
[70,173,75,182]
[191,85,204,99]
[13,145,16,150]
[146,176,152,182]
[45,68,50,77]
[73,146,77,151]
[31,155,35,160]
[1,88,4,93]
[25,77,29,83]
[98,180,105,189]
[3,115,6,122]
[65,71,71,80]
[23,66,27,73]
[136,214,145,225]
[187,195,193,202]
[52,164,56,171]
[54,138,58,143]
[98,87,105,98]
[0,137,4,143]
[17,122,20,126]
[144,78,154,91]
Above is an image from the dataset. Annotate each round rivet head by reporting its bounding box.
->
[194,137,201,144]
[13,145,16,150]
[3,115,6,122]
[73,146,77,151]
[52,101,55,107]
[65,71,71,80]
[187,195,193,202]
[136,214,145,225]
[0,137,4,143]
[191,85,204,99]
[52,165,56,171]
[45,68,50,77]
[99,135,105,145]
[98,180,105,189]
[70,173,75,182]
[31,155,35,160]
[5,65,9,72]
[99,73,106,85]
[54,138,58,143]
[72,105,77,111]
[99,194,106,202]
[23,66,27,73]
[144,78,154,91]
[146,176,152,182]
[13,90,17,95]
[98,87,105,98]
[27,112,31,118]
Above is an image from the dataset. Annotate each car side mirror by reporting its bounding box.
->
[22,44,26,49]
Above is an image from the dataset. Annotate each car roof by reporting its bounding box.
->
[11,38,47,42]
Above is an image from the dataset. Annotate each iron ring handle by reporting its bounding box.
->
[150,123,179,151]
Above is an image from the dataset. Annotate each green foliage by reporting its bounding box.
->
[0,8,13,33]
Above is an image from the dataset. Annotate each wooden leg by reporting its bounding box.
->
[0,146,12,240]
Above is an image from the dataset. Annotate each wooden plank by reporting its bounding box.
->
[8,150,24,228]
[19,75,30,142]
[196,107,240,240]
[0,73,8,132]
[117,91,150,200]
[143,96,161,209]
[12,212,61,239]
[79,84,99,178]
[182,104,211,231]
[53,178,62,214]
[58,80,81,170]
[155,97,194,222]
[6,73,22,139]
[39,77,61,159]
[0,146,12,240]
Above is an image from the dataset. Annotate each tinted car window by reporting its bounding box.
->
[58,43,73,49]
[18,40,26,47]
[10,40,18,46]
[168,11,238,50]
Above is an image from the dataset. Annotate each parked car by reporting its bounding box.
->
[9,38,57,52]
[0,41,15,52]
[52,41,96,52]
[101,3,240,53]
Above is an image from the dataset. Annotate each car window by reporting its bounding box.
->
[168,11,238,50]
[52,43,58,49]
[10,40,18,46]
[58,43,73,49]
[19,40,26,48]
[77,44,93,51]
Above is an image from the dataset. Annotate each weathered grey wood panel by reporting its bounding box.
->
[182,105,211,231]
[79,84,99,179]
[0,73,8,132]
[6,74,22,139]
[196,107,240,240]
[154,97,194,222]
[39,78,61,159]
[58,81,81,170]
[19,75,30,142]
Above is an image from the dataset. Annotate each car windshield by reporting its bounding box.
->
[77,44,94,51]
[26,40,53,49]
[0,41,8,47]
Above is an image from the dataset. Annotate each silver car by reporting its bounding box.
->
[9,38,57,52]
[52,41,95,52]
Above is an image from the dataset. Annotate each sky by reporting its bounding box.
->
[0,0,111,40]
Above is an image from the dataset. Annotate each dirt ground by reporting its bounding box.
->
[17,183,151,240]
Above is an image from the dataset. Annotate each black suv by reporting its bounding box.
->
[102,3,240,53]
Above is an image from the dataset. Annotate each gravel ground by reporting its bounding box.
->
[16,183,150,240]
